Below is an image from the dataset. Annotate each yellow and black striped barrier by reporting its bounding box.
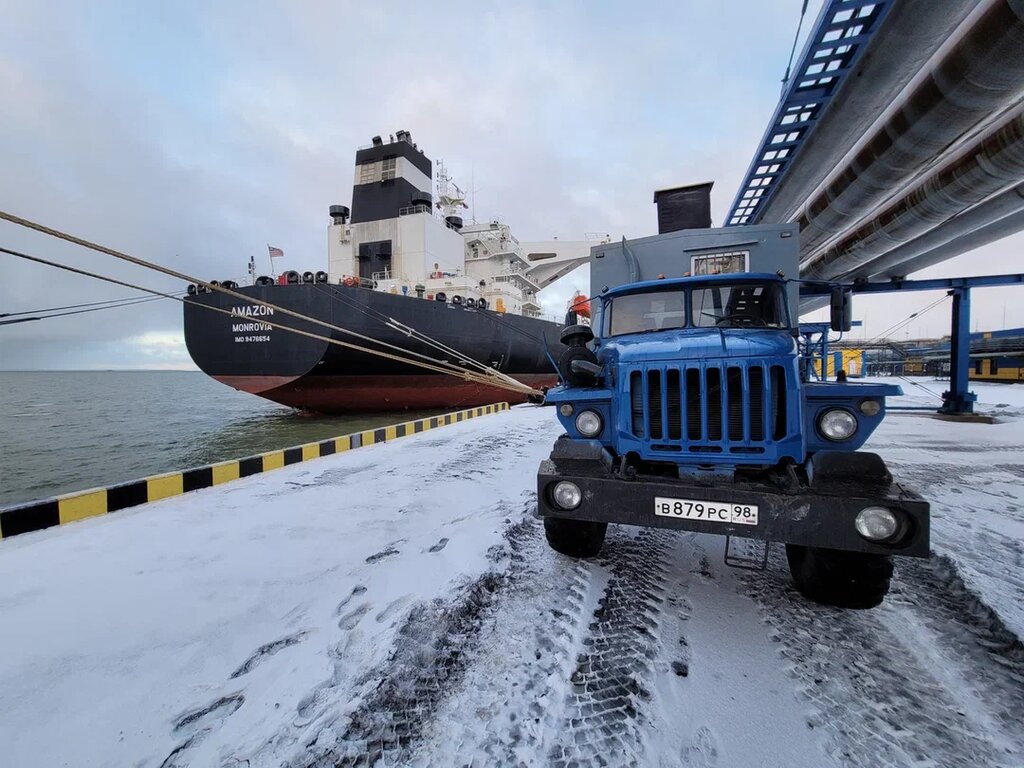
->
[0,402,509,542]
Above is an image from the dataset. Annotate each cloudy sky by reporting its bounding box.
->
[1,0,1021,370]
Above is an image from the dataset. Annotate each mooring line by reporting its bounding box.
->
[0,210,540,395]
[0,245,537,394]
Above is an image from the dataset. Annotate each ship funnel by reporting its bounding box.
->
[329,204,350,225]
[371,135,383,147]
[653,182,713,234]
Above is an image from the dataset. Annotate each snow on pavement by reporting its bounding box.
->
[0,385,1022,768]
[875,377,1024,637]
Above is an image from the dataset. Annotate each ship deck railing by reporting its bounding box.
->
[399,204,432,217]
[493,271,541,292]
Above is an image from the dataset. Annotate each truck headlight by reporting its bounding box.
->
[559,403,574,417]
[575,410,603,437]
[552,481,582,510]
[818,408,857,441]
[855,506,900,542]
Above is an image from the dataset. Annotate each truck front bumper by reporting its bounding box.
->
[537,442,930,558]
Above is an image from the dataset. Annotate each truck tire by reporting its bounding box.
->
[785,544,893,609]
[543,517,607,559]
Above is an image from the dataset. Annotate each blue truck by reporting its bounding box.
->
[537,212,929,609]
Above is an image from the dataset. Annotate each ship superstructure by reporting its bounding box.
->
[183,131,602,412]
[325,131,591,318]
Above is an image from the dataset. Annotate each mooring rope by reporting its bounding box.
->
[301,278,527,389]
[0,208,541,395]
[1,292,177,318]
[0,245,539,395]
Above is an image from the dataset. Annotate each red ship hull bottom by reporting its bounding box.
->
[214,373,558,413]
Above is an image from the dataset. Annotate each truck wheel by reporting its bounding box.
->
[785,545,893,609]
[543,517,607,559]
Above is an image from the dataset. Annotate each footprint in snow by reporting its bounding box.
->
[338,603,372,631]
[159,731,208,768]
[173,693,245,733]
[428,537,449,553]
[335,584,368,615]
[682,725,720,767]
[366,546,400,563]
[161,693,246,766]
[230,631,307,679]
[376,595,413,623]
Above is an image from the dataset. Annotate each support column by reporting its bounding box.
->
[820,331,829,380]
[941,287,977,414]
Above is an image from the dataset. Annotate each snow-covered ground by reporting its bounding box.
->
[877,377,1024,638]
[0,379,1022,768]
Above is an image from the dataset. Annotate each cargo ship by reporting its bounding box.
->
[183,131,597,412]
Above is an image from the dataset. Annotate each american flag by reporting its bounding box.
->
[268,245,284,259]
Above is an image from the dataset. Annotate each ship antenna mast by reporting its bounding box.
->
[435,159,468,219]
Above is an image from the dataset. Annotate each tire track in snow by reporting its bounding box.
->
[273,414,559,767]
[743,548,1024,768]
[883,554,1024,756]
[411,507,606,766]
[295,508,533,768]
[885,460,1024,638]
[413,520,684,767]
[546,528,676,768]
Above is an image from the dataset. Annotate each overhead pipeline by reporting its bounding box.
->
[833,183,1024,281]
[801,110,1024,283]
[759,0,978,225]
[797,0,1024,270]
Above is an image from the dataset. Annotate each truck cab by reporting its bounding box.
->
[537,220,929,609]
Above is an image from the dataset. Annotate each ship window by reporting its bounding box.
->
[608,289,687,337]
[381,157,397,181]
[359,162,380,184]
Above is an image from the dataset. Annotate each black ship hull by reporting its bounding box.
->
[183,284,565,412]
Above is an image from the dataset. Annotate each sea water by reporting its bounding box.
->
[0,371,443,507]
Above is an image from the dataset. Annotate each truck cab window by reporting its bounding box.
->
[691,282,788,328]
[608,290,687,336]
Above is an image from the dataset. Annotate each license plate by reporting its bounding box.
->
[654,496,759,526]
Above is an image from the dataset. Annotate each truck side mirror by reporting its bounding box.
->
[830,287,852,332]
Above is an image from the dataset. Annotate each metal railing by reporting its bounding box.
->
[399,204,432,216]
[338,274,376,289]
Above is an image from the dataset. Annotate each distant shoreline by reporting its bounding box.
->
[0,368,201,373]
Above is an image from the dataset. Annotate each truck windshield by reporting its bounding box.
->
[691,282,788,329]
[607,289,687,336]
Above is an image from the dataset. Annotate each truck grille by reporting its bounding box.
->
[627,364,788,454]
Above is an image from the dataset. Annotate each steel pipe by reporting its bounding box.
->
[759,0,978,225]
[828,183,1024,280]
[802,110,1024,282]
[862,206,1024,280]
[797,0,1024,266]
